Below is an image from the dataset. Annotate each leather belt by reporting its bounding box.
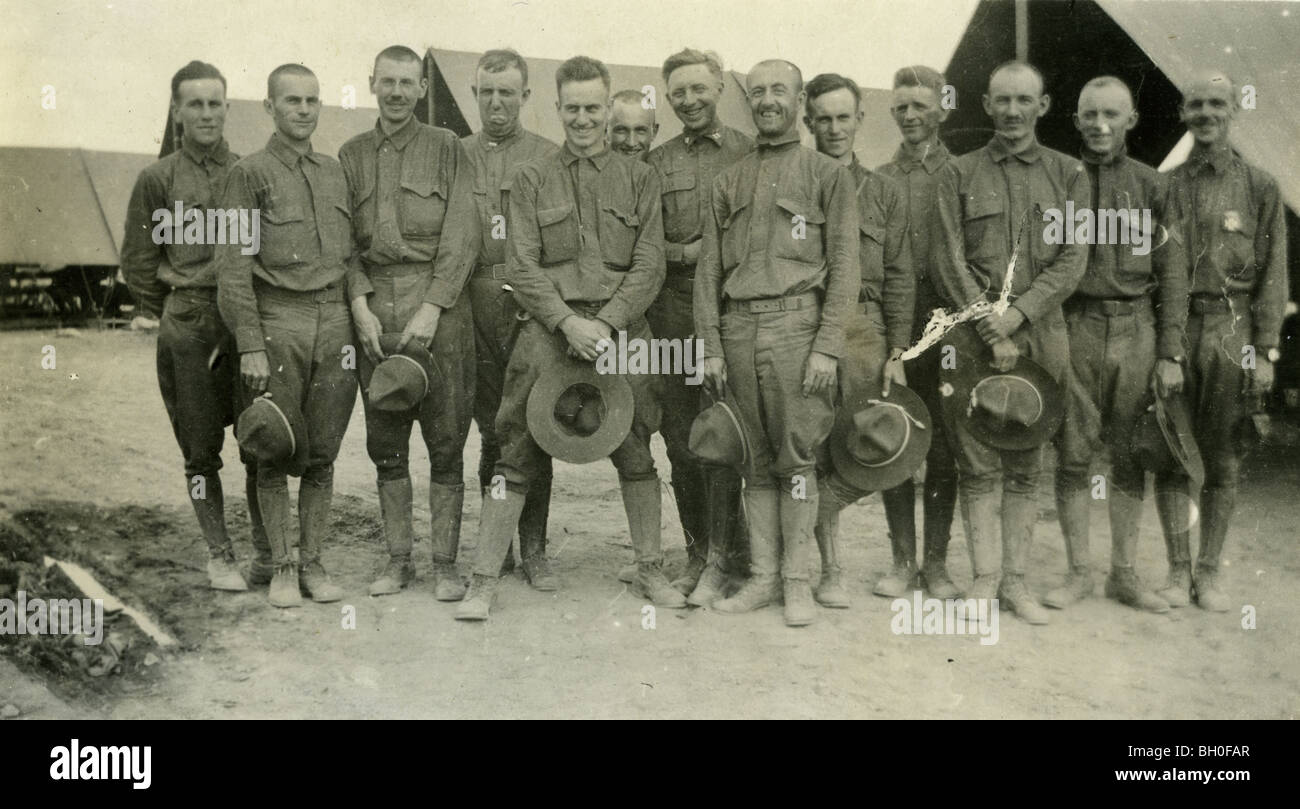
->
[169,287,218,303]
[1189,294,1246,314]
[1067,296,1149,317]
[254,278,345,303]
[472,263,508,281]
[660,273,695,294]
[725,290,820,314]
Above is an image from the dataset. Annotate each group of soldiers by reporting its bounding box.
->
[121,42,1287,629]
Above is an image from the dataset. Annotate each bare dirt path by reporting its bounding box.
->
[1,329,1296,719]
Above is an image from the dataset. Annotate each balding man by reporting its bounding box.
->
[1045,76,1186,614]
[340,45,478,600]
[218,64,360,607]
[876,65,961,600]
[1153,71,1288,611]
[801,72,914,609]
[695,59,859,627]
[608,89,659,160]
[460,49,560,591]
[644,48,754,603]
[933,61,1090,625]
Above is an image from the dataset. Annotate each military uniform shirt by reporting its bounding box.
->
[646,124,754,268]
[463,128,559,269]
[849,155,914,350]
[877,140,950,284]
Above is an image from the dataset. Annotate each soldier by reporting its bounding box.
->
[217,64,360,608]
[1154,70,1288,611]
[801,72,914,608]
[461,49,560,591]
[933,61,1090,624]
[340,45,478,600]
[695,59,859,627]
[875,65,961,600]
[456,55,679,620]
[121,60,258,592]
[608,88,659,160]
[1044,76,1186,614]
[644,48,754,601]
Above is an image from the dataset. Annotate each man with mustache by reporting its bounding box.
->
[1044,76,1185,614]
[457,56,678,620]
[695,59,859,627]
[1153,70,1288,611]
[461,49,560,592]
[875,65,961,600]
[644,48,754,603]
[933,61,1090,624]
[801,72,914,608]
[218,64,360,607]
[339,45,478,600]
[608,88,659,161]
[122,60,258,592]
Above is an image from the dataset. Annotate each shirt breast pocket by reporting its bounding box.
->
[660,171,698,236]
[1218,211,1257,271]
[859,219,885,284]
[168,201,215,266]
[599,205,640,271]
[962,193,1004,264]
[400,176,448,237]
[719,199,750,271]
[260,204,308,266]
[538,204,579,266]
[773,195,825,264]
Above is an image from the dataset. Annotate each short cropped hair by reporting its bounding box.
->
[893,65,946,96]
[555,55,610,94]
[988,60,1045,95]
[661,48,724,84]
[478,48,529,88]
[612,88,647,107]
[805,73,861,116]
[267,63,317,98]
[373,45,421,76]
[1080,75,1133,105]
[171,60,227,101]
[750,59,803,92]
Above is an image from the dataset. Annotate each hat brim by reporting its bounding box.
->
[527,358,634,464]
[1156,394,1205,487]
[829,382,932,493]
[373,333,438,391]
[939,324,1064,450]
[236,391,309,476]
[689,394,755,478]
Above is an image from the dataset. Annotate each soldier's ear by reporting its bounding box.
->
[471,85,479,99]
[1072,112,1084,134]
[1127,108,1139,130]
[981,93,993,117]
[263,97,274,117]
[419,76,429,96]
[1039,94,1052,116]
[521,87,531,104]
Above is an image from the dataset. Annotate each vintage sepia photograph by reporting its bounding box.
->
[0,0,1295,742]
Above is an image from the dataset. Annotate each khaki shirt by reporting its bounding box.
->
[506,143,665,332]
[849,155,914,351]
[121,138,238,318]
[462,128,558,269]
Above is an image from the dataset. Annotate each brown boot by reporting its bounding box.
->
[1044,483,1092,609]
[813,489,849,608]
[622,478,686,608]
[999,574,1049,625]
[1157,562,1192,608]
[431,482,468,601]
[716,488,781,614]
[1193,565,1231,612]
[960,489,1000,601]
[245,472,274,586]
[1155,477,1194,607]
[783,578,817,627]
[455,574,497,621]
[1193,487,1234,612]
[616,560,638,584]
[875,480,918,597]
[1106,567,1169,613]
[1000,487,1046,624]
[190,476,247,591]
[370,478,415,597]
[259,486,301,609]
[297,484,343,603]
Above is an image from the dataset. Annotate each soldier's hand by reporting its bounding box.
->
[560,316,611,362]
[241,350,271,394]
[1151,358,1184,399]
[682,240,702,265]
[397,303,442,353]
[351,297,385,363]
[702,357,727,398]
[976,307,1025,345]
[989,338,1019,372]
[882,351,907,396]
[802,351,837,396]
[1246,357,1275,397]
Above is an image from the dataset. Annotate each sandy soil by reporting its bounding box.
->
[1,327,1297,719]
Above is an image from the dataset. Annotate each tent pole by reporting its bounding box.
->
[1015,0,1029,62]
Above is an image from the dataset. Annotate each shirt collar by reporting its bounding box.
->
[181,137,232,167]
[683,125,725,149]
[267,131,319,168]
[987,135,1041,164]
[373,116,418,151]
[891,139,949,174]
[560,141,612,170]
[755,128,801,149]
[1189,143,1234,173]
[482,127,523,149]
[1081,142,1127,167]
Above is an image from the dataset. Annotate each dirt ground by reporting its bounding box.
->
[1,327,1297,720]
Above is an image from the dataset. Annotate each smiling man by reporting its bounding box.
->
[460,49,560,591]
[643,48,754,603]
[933,61,1090,624]
[457,55,677,621]
[802,72,914,608]
[217,64,360,607]
[1153,70,1288,612]
[122,61,259,593]
[608,88,659,160]
[339,45,478,600]
[876,65,961,601]
[1044,76,1186,615]
[695,59,859,627]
